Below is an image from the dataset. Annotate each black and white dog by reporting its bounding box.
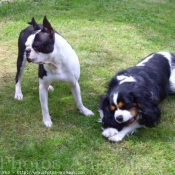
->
[99,52,175,142]
[15,16,94,127]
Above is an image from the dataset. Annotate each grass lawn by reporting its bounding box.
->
[0,0,175,174]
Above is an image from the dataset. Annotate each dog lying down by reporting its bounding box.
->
[15,16,94,127]
[99,52,175,142]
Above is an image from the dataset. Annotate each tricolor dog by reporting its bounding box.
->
[15,16,94,127]
[99,52,175,142]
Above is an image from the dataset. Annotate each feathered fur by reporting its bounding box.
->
[99,52,175,142]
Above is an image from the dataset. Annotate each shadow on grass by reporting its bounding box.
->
[0,0,175,142]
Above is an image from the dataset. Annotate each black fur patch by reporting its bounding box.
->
[100,52,175,130]
[38,64,47,79]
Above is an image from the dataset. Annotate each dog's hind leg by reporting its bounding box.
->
[14,53,26,100]
[70,81,94,116]
[48,85,54,91]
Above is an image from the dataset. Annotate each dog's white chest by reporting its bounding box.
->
[40,34,80,84]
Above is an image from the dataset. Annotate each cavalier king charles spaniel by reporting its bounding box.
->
[99,52,175,142]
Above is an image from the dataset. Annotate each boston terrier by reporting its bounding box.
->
[15,16,94,127]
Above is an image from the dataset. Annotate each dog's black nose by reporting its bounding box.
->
[116,115,123,122]
[26,48,31,58]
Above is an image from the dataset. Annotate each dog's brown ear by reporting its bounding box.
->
[42,16,54,39]
[28,17,40,31]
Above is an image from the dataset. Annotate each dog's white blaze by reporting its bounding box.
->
[114,109,133,123]
[136,54,154,66]
[113,93,134,123]
[113,93,118,105]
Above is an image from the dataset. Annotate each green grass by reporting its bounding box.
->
[0,0,175,174]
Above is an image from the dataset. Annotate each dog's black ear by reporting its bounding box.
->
[42,16,54,39]
[28,17,40,31]
[100,95,110,110]
[107,77,119,93]
[139,104,161,127]
[130,84,161,127]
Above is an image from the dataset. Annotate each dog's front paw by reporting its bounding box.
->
[108,134,123,142]
[43,120,53,127]
[80,107,94,116]
[14,93,23,100]
[48,85,54,91]
[102,128,118,138]
[43,114,53,127]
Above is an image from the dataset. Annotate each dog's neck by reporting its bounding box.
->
[43,61,59,69]
[42,33,76,73]
[45,33,76,68]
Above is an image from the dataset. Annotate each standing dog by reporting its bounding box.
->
[99,52,175,142]
[15,16,94,127]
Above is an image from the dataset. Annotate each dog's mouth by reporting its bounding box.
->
[125,116,137,126]
[27,57,39,63]
[27,58,32,63]
[26,59,43,64]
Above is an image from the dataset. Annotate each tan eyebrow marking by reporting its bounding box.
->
[110,105,116,111]
[118,101,124,109]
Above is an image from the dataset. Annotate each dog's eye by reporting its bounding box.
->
[33,44,39,50]
[110,105,116,111]
[33,44,44,52]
